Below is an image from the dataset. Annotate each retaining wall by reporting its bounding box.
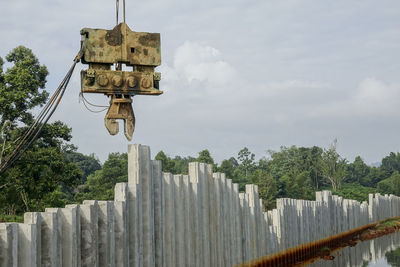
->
[1,144,400,266]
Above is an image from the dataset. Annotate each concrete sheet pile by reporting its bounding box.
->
[1,144,400,266]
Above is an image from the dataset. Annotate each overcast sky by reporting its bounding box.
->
[1,0,400,164]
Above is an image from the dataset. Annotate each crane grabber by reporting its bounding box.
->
[79,5,163,140]
[0,0,162,175]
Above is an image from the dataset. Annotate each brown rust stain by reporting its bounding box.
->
[106,24,123,46]
[138,33,159,48]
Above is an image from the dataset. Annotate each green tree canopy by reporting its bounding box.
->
[321,140,347,191]
[377,171,400,196]
[237,147,255,178]
[381,152,400,178]
[74,153,128,202]
[346,156,370,184]
[218,157,237,180]
[65,151,101,183]
[0,46,81,214]
[253,169,277,210]
[197,149,214,165]
[0,46,48,125]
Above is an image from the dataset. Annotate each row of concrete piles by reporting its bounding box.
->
[1,144,400,266]
[267,190,400,251]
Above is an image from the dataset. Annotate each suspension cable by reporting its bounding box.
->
[123,0,126,23]
[116,0,120,25]
[116,0,126,25]
[0,49,83,175]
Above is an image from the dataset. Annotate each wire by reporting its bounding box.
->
[79,92,108,108]
[116,0,126,25]
[116,0,119,25]
[0,49,83,175]
[79,92,108,113]
[123,0,126,23]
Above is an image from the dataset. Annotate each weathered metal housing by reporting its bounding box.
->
[80,22,162,140]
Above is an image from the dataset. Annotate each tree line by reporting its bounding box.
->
[153,141,400,210]
[1,46,399,221]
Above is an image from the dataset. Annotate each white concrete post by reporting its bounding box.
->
[45,208,63,266]
[94,201,115,267]
[65,204,81,267]
[189,162,206,267]
[258,199,266,256]
[200,163,211,267]
[238,193,246,263]
[233,183,242,264]
[128,144,154,267]
[57,205,80,267]
[40,211,61,267]
[173,175,185,267]
[127,144,143,267]
[213,173,224,267]
[0,223,18,267]
[113,183,129,267]
[152,160,164,267]
[80,202,99,267]
[227,179,236,262]
[245,184,258,259]
[182,175,192,267]
[221,174,231,266]
[17,223,37,267]
[188,164,200,267]
[24,212,41,266]
[276,198,286,250]
[208,169,217,267]
[162,173,175,267]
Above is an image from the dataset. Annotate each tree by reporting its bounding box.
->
[197,150,214,164]
[218,158,237,179]
[0,46,48,126]
[0,124,82,213]
[74,153,128,202]
[333,183,378,202]
[321,140,347,191]
[362,167,385,187]
[237,147,255,177]
[154,151,196,174]
[346,156,370,184]
[381,152,400,177]
[0,46,81,214]
[65,151,101,183]
[253,169,278,210]
[377,171,400,196]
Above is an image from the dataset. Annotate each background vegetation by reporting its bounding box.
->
[1,46,399,222]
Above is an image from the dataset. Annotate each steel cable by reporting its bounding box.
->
[0,50,83,175]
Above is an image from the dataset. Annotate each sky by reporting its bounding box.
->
[0,0,400,164]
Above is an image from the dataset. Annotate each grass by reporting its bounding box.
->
[0,214,24,223]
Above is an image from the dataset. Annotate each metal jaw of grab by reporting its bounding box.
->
[79,22,162,140]
[105,96,135,141]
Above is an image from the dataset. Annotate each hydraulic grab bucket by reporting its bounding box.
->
[79,22,162,140]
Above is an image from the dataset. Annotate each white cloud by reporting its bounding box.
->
[165,41,236,85]
[311,78,400,118]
